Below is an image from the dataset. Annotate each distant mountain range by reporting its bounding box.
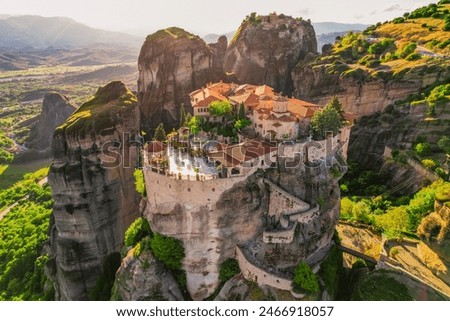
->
[0,15,369,53]
[311,22,370,35]
[0,15,142,49]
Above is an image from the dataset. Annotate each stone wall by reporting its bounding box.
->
[235,246,292,291]
[143,167,255,210]
[290,206,320,224]
[265,179,310,220]
[263,223,297,244]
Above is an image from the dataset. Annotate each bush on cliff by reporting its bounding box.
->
[219,258,240,283]
[133,169,146,197]
[292,261,319,294]
[124,217,152,247]
[150,233,184,270]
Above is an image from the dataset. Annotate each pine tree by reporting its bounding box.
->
[238,102,245,120]
[153,123,167,141]
[328,97,344,121]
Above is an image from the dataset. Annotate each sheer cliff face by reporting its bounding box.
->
[292,58,450,118]
[26,92,77,151]
[137,28,226,131]
[46,81,141,300]
[224,15,317,95]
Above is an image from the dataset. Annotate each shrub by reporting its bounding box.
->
[292,262,319,294]
[367,38,394,55]
[319,246,343,297]
[398,42,417,59]
[209,100,233,117]
[427,84,450,107]
[150,233,184,270]
[421,159,438,169]
[438,136,450,154]
[133,169,146,197]
[405,53,421,61]
[392,17,405,24]
[124,217,152,247]
[219,258,240,283]
[414,142,431,156]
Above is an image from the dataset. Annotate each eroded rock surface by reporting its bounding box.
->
[112,248,184,301]
[224,14,317,94]
[46,81,141,300]
[137,27,226,130]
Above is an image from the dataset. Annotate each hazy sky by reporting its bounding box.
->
[0,0,432,35]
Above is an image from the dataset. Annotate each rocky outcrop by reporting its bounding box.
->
[46,81,141,300]
[143,158,342,300]
[25,92,77,151]
[292,59,450,117]
[112,248,184,301]
[137,27,226,131]
[224,14,317,95]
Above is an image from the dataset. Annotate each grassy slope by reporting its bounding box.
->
[315,3,450,78]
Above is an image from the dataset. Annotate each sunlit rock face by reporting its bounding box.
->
[224,14,317,95]
[46,81,141,300]
[137,28,227,131]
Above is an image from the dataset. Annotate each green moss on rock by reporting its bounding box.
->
[56,81,137,137]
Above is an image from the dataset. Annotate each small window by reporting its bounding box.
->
[212,188,215,192]
[169,184,171,189]
[188,188,191,192]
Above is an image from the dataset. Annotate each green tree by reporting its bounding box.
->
[234,118,252,130]
[124,217,152,247]
[133,169,146,197]
[185,113,193,126]
[153,123,167,141]
[438,136,450,154]
[150,233,184,270]
[209,100,233,117]
[219,258,240,283]
[375,207,409,237]
[414,142,431,156]
[310,103,344,140]
[238,102,245,120]
[292,261,319,294]
[180,103,186,128]
[188,116,202,135]
[328,97,345,121]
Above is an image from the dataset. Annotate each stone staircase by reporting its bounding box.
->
[262,179,320,244]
